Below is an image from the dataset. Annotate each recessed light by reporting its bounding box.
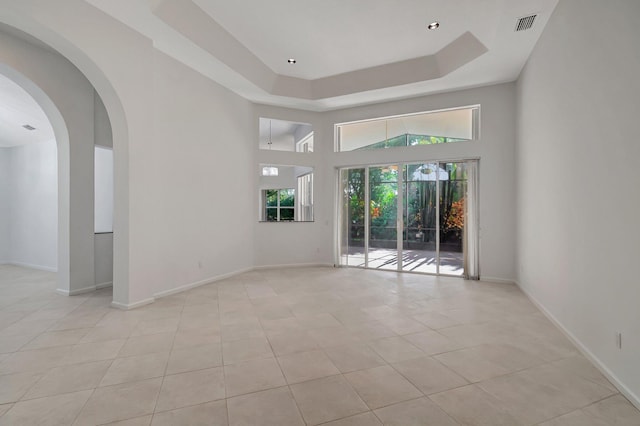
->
[427,21,440,30]
[287,58,296,64]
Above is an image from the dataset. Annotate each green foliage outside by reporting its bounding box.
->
[265,189,295,221]
[357,133,469,151]
[343,162,467,247]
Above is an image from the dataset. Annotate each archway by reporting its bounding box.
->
[0,24,129,306]
[0,64,74,293]
[0,71,59,276]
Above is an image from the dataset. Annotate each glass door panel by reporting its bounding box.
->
[368,165,398,271]
[403,163,438,273]
[338,160,476,278]
[438,162,467,276]
[339,168,366,267]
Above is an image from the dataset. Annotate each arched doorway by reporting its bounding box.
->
[0,25,128,306]
[0,72,58,275]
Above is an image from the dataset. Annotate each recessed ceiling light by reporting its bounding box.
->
[427,21,440,30]
[287,58,296,64]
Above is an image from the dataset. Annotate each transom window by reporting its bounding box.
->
[335,106,479,152]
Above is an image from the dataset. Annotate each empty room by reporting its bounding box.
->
[0,0,638,425]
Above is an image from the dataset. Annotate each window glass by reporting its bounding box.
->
[336,106,478,152]
[259,118,314,152]
[259,165,314,222]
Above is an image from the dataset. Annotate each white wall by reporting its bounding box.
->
[1,8,258,306]
[93,90,114,287]
[94,232,112,287]
[0,148,9,263]
[253,83,517,280]
[142,50,254,297]
[253,106,327,267]
[517,0,640,407]
[94,146,113,233]
[7,140,58,271]
[0,27,96,295]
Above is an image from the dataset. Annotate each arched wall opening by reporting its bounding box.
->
[0,71,59,275]
[0,24,128,306]
[0,64,73,293]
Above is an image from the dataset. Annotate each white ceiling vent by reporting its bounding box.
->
[22,124,36,131]
[515,14,537,32]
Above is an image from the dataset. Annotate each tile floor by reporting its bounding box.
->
[0,264,639,425]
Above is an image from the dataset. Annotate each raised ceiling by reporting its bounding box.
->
[87,0,558,110]
[195,0,486,80]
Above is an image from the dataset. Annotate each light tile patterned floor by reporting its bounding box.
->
[0,264,639,425]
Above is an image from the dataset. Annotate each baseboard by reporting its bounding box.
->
[515,280,640,411]
[113,266,255,310]
[253,262,333,270]
[55,288,70,296]
[95,281,113,289]
[111,297,155,310]
[9,261,57,272]
[56,284,98,296]
[480,276,515,284]
[153,267,254,300]
[123,264,329,308]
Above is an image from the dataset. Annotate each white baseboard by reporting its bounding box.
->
[515,280,640,411]
[117,264,331,309]
[56,281,112,296]
[112,266,255,310]
[56,284,98,296]
[96,281,113,289]
[153,267,254,300]
[480,276,515,284]
[111,297,154,310]
[253,263,333,270]
[9,261,57,272]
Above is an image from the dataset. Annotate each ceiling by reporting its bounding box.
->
[10,0,559,112]
[0,73,55,148]
[82,0,559,110]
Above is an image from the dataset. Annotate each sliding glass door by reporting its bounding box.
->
[403,163,439,274]
[339,160,478,278]
[339,168,366,267]
[368,166,399,271]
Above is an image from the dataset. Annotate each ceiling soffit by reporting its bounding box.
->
[153,0,488,101]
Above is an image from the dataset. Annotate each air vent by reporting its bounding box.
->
[22,124,36,131]
[515,14,537,32]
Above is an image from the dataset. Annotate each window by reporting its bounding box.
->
[296,131,314,152]
[259,118,314,152]
[264,188,295,221]
[296,173,313,221]
[335,106,479,152]
[259,164,314,222]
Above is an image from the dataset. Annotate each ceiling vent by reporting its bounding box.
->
[515,14,537,32]
[22,124,36,131]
